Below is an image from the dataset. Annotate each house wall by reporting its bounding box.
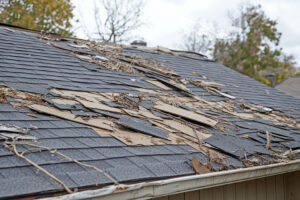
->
[152,170,300,200]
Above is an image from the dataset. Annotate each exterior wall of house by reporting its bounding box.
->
[152,171,300,200]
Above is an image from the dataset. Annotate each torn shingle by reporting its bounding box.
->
[116,116,169,139]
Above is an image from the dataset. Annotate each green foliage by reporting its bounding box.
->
[213,4,296,86]
[0,0,75,36]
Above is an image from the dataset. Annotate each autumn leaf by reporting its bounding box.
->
[0,0,75,37]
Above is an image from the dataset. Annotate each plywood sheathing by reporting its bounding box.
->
[154,102,218,127]
[60,41,197,101]
[4,36,300,169]
[190,79,236,99]
[29,104,114,131]
[48,89,217,140]
[49,88,300,146]
[1,82,299,171]
[74,42,178,77]
[146,80,171,90]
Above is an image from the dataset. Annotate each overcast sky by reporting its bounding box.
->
[72,0,300,67]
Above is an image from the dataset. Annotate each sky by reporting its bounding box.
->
[72,0,300,67]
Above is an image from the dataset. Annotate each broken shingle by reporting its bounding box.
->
[116,116,169,140]
[236,121,293,139]
[205,133,273,159]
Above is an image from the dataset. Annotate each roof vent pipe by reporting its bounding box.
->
[131,40,147,47]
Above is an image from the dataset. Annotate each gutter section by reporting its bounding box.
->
[41,160,300,200]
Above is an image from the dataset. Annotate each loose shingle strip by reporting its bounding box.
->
[236,121,293,139]
[205,134,273,159]
[154,102,217,127]
[116,116,169,140]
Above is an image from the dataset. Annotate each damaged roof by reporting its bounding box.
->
[275,76,300,99]
[0,25,300,199]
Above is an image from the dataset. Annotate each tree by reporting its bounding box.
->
[0,0,75,36]
[91,0,144,43]
[181,23,213,56]
[213,4,296,86]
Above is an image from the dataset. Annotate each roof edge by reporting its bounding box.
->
[0,23,85,41]
[41,159,300,200]
[0,23,209,58]
[0,23,59,35]
[275,75,300,87]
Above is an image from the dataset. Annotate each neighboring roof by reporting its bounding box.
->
[275,76,300,99]
[0,25,300,199]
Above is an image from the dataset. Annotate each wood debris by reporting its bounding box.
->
[29,104,114,131]
[190,79,236,99]
[146,80,171,90]
[266,131,272,150]
[1,37,300,174]
[5,142,73,194]
[154,102,218,127]
[0,133,37,141]
[191,157,211,174]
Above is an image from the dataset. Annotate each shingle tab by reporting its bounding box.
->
[67,171,112,187]
[144,162,176,177]
[106,165,155,182]
[96,147,134,158]
[117,116,169,139]
[164,161,194,175]
[124,146,174,156]
[0,176,59,199]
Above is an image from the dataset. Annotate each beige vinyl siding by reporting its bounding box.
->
[152,171,300,200]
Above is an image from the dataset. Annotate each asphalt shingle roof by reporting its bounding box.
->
[0,26,300,199]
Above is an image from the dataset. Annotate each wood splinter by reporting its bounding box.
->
[4,143,73,194]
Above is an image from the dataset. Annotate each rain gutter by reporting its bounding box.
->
[41,159,300,200]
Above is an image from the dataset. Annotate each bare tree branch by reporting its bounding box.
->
[88,0,144,44]
[180,22,217,56]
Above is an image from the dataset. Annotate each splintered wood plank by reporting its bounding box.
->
[154,102,218,127]
[132,87,162,94]
[30,104,113,131]
[192,157,210,174]
[138,106,162,120]
[94,127,169,146]
[51,88,111,102]
[146,80,171,90]
[76,98,122,114]
[113,129,159,146]
[162,119,197,138]
[200,80,225,87]
[51,98,78,105]
[91,128,113,137]
[151,121,177,133]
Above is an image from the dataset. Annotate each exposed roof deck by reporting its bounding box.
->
[0,25,300,199]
